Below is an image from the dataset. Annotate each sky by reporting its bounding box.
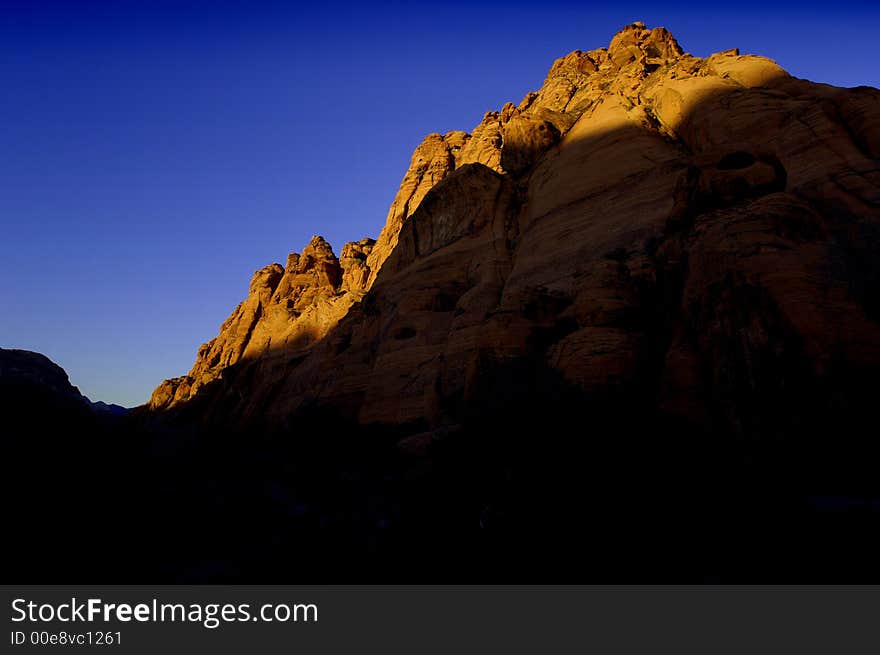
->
[2,0,878,407]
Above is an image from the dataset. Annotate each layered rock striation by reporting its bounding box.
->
[150,23,880,443]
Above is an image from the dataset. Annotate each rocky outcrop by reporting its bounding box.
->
[364,131,468,287]
[150,23,880,446]
[339,238,376,293]
[150,233,378,409]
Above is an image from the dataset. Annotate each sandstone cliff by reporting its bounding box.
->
[150,23,880,445]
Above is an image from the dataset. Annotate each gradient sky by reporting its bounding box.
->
[2,0,878,406]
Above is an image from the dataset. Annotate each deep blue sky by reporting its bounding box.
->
[2,0,878,406]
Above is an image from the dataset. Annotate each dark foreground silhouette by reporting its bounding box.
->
[4,351,880,583]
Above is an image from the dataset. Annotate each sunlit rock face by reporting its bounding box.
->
[150,22,880,443]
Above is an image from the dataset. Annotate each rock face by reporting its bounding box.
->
[150,234,375,409]
[151,23,880,445]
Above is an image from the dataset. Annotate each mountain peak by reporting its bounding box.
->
[148,25,880,445]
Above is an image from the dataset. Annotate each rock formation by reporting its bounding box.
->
[150,23,880,447]
[150,234,374,409]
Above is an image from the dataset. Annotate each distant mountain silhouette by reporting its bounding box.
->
[0,347,129,420]
[88,399,130,416]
